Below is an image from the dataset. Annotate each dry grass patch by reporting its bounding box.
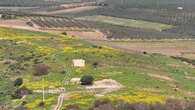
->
[146,73,177,82]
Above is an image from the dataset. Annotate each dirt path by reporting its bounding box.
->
[54,93,67,110]
[0,20,39,31]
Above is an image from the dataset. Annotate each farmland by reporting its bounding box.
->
[2,0,195,39]
[77,15,173,31]
[53,0,195,39]
[30,17,86,29]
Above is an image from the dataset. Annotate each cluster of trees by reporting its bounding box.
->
[104,0,195,11]
[57,0,195,39]
[81,20,191,39]
[1,14,16,19]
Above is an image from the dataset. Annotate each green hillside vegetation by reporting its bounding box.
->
[0,27,195,109]
[77,15,173,31]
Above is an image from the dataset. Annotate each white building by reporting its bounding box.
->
[72,59,85,67]
[177,7,184,10]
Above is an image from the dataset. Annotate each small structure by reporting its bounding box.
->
[177,7,184,10]
[72,59,85,67]
[70,78,81,85]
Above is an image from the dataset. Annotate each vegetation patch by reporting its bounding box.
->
[77,15,173,31]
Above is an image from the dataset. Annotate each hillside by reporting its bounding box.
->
[1,27,195,109]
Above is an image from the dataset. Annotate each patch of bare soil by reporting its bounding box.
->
[33,87,65,94]
[0,19,39,31]
[185,76,195,81]
[86,79,124,94]
[36,6,99,15]
[67,30,107,40]
[139,88,164,93]
[167,64,180,68]
[146,73,177,82]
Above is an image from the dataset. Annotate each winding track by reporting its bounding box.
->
[54,93,65,110]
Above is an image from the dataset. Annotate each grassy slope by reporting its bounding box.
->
[77,15,173,31]
[0,27,195,109]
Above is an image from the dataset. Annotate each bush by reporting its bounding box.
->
[33,64,49,76]
[62,32,67,35]
[1,14,16,19]
[26,22,34,27]
[60,70,67,74]
[38,102,45,106]
[14,78,23,87]
[80,75,94,85]
[93,62,99,68]
[12,86,32,99]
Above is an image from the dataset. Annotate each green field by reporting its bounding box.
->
[77,15,173,31]
[0,27,195,110]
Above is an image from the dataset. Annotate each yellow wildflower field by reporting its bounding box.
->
[25,97,56,109]
[24,81,61,90]
[106,92,167,104]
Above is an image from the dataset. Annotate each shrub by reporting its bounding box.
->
[1,14,16,19]
[26,22,34,27]
[33,64,49,76]
[62,32,67,35]
[3,61,11,65]
[38,102,45,107]
[14,78,23,87]
[80,75,94,85]
[92,62,99,68]
[12,86,32,99]
[142,51,148,54]
[22,101,27,105]
[60,70,67,74]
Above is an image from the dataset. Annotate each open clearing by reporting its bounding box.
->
[67,30,107,40]
[0,19,39,31]
[77,15,173,31]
